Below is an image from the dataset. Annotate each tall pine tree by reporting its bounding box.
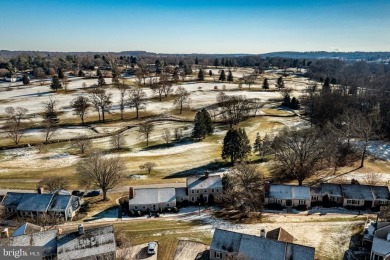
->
[227,70,233,82]
[222,128,251,164]
[198,69,204,81]
[50,76,62,92]
[262,78,269,90]
[192,109,214,139]
[219,70,226,82]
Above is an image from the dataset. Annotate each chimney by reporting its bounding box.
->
[78,224,84,235]
[260,228,266,238]
[37,187,44,194]
[129,187,134,200]
[204,171,209,178]
[58,228,63,235]
[264,182,270,193]
[1,228,9,238]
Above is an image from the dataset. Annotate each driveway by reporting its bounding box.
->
[130,243,158,260]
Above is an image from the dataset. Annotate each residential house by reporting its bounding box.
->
[128,187,176,212]
[361,221,390,260]
[0,229,58,259]
[341,184,389,208]
[1,190,81,220]
[210,228,315,260]
[1,224,117,260]
[264,184,311,208]
[318,183,344,206]
[57,225,116,260]
[186,173,223,204]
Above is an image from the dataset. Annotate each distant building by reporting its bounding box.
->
[210,228,315,260]
[1,190,81,221]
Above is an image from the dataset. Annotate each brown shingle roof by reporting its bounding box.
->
[266,228,294,243]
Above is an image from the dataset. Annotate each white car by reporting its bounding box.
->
[147,242,157,255]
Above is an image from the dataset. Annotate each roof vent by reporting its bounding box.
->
[78,224,84,235]
[260,228,266,238]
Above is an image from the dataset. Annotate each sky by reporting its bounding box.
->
[0,0,389,54]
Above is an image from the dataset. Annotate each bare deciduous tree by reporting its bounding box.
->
[38,176,70,192]
[173,86,191,114]
[174,128,183,141]
[272,128,333,186]
[362,172,381,186]
[42,98,59,143]
[162,128,171,144]
[76,153,126,201]
[4,106,29,144]
[70,96,90,124]
[218,95,252,128]
[139,162,157,174]
[110,132,126,150]
[127,87,147,119]
[89,86,112,122]
[138,122,154,146]
[115,81,130,120]
[71,134,92,154]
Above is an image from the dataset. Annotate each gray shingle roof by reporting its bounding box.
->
[49,195,71,212]
[0,230,58,257]
[372,237,390,256]
[57,225,116,260]
[1,192,32,209]
[211,229,315,260]
[320,183,343,197]
[370,186,390,200]
[267,184,310,200]
[16,194,54,212]
[187,175,222,190]
[129,188,176,205]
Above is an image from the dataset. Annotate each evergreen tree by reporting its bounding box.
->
[219,70,226,82]
[253,133,262,156]
[78,70,85,77]
[262,78,269,90]
[214,58,219,67]
[195,57,199,65]
[227,70,233,82]
[322,77,331,93]
[98,74,106,86]
[192,109,214,139]
[290,97,300,109]
[221,58,225,66]
[209,70,213,77]
[221,128,251,164]
[57,68,64,79]
[22,75,30,85]
[225,59,229,67]
[198,69,204,81]
[96,68,102,77]
[276,76,284,90]
[50,76,62,92]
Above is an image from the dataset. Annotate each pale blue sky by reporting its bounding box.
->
[0,0,389,53]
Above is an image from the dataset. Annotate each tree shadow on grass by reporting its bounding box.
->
[163,161,229,179]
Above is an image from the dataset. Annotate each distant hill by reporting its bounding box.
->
[262,51,390,61]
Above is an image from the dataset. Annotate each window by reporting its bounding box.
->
[268,199,274,203]
[379,200,388,205]
[143,206,146,209]
[197,190,199,194]
[215,251,222,258]
[212,189,215,193]
[216,189,219,192]
[347,200,359,205]
[166,204,170,207]
[192,197,195,202]
[299,200,305,205]
[135,206,138,209]
[204,189,207,193]
[372,254,384,260]
[312,196,318,200]
[277,199,282,204]
[191,190,195,194]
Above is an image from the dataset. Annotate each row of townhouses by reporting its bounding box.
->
[264,183,390,209]
[1,189,81,220]
[128,172,223,212]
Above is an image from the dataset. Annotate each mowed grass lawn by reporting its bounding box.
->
[114,220,211,260]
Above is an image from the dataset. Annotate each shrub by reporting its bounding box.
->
[266,203,284,210]
[296,205,308,211]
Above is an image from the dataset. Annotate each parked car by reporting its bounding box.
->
[147,242,157,255]
[71,190,85,197]
[84,190,101,197]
